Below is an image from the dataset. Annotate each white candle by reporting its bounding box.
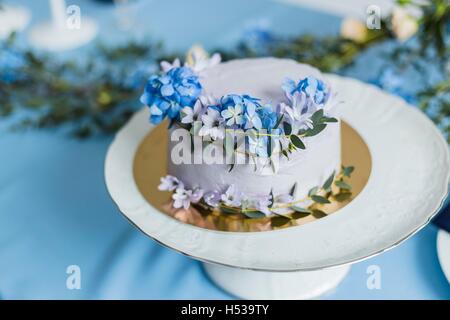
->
[49,0,67,29]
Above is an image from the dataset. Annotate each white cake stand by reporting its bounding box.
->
[105,75,449,299]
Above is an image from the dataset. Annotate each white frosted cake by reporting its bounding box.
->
[141,50,351,222]
[169,58,340,200]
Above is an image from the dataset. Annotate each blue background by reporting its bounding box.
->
[0,0,449,299]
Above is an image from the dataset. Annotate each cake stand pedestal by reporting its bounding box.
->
[105,74,449,299]
[204,263,350,299]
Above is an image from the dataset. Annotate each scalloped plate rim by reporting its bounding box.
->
[105,74,450,271]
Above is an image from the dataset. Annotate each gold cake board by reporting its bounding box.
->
[133,121,372,232]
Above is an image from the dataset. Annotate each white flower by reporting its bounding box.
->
[244,103,262,129]
[221,103,245,126]
[253,194,273,216]
[172,186,203,209]
[180,99,203,124]
[199,94,218,107]
[221,185,244,207]
[160,58,181,72]
[281,92,314,131]
[158,175,182,191]
[185,45,221,73]
[248,134,268,157]
[340,18,367,43]
[391,7,418,42]
[271,194,294,215]
[199,107,225,140]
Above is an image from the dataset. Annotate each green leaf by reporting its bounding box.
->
[243,210,267,219]
[219,206,238,214]
[271,216,291,228]
[289,182,297,197]
[312,209,327,219]
[274,114,284,129]
[334,192,352,202]
[291,206,312,214]
[269,189,274,208]
[290,135,305,149]
[321,116,338,123]
[335,180,352,190]
[308,186,318,196]
[311,195,331,204]
[305,123,327,137]
[291,211,310,219]
[283,122,292,135]
[310,109,324,123]
[322,171,335,191]
[168,118,176,129]
[342,166,355,177]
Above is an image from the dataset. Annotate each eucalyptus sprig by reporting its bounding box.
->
[190,165,355,227]
[398,0,450,57]
[0,0,448,139]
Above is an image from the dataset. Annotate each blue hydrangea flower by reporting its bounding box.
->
[140,66,202,124]
[221,102,245,126]
[257,105,278,131]
[244,103,262,129]
[220,94,261,128]
[220,94,260,110]
[0,48,26,84]
[241,20,275,54]
[370,68,417,104]
[248,134,269,157]
[283,76,330,106]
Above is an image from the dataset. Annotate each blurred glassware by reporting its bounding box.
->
[28,0,98,51]
[0,4,31,39]
[114,0,138,31]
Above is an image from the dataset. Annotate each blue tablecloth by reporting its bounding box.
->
[0,0,449,299]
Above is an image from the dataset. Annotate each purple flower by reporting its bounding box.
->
[158,175,182,191]
[271,194,295,215]
[283,76,330,106]
[203,191,221,207]
[280,92,314,131]
[221,185,243,207]
[254,194,273,216]
[172,186,204,209]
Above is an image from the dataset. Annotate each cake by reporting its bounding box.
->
[140,49,353,223]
